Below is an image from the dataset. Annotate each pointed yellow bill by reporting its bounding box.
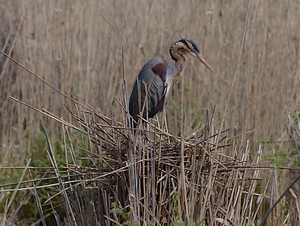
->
[197,54,214,72]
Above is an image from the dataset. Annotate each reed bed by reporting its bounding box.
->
[1,98,295,225]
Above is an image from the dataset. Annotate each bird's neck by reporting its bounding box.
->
[165,60,185,96]
[170,47,186,76]
[172,57,185,84]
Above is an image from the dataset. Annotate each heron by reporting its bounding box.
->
[129,39,213,129]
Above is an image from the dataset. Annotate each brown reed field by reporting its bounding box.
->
[0,0,299,225]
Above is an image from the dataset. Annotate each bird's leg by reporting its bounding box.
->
[162,108,169,133]
[135,116,150,142]
[155,115,161,129]
[157,108,169,134]
[142,121,150,142]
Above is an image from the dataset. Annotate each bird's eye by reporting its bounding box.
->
[178,48,187,54]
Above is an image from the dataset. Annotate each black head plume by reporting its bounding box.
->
[178,39,200,53]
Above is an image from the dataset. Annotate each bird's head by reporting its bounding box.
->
[170,39,213,72]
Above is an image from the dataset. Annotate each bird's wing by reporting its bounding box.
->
[139,58,167,117]
[148,61,168,116]
[129,57,168,123]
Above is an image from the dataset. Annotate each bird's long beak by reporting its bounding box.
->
[197,54,214,72]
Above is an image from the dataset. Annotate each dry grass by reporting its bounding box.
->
[0,100,298,225]
[0,0,300,225]
[0,0,299,147]
[0,103,279,225]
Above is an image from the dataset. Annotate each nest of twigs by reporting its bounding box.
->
[51,108,261,226]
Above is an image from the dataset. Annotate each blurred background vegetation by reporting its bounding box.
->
[0,0,299,225]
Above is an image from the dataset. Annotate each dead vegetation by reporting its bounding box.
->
[0,100,271,225]
[1,92,299,225]
[0,0,300,225]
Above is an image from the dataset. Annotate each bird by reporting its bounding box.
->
[128,39,213,128]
